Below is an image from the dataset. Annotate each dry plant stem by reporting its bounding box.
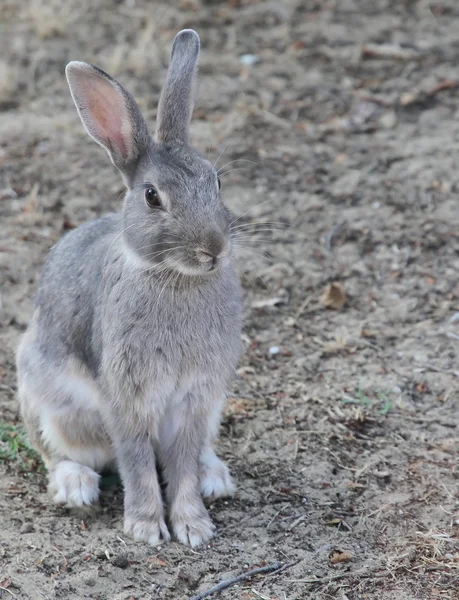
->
[188,562,295,600]
[0,586,17,598]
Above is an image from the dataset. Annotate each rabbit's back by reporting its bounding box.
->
[34,213,122,375]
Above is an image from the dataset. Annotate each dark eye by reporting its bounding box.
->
[217,177,221,190]
[145,186,161,208]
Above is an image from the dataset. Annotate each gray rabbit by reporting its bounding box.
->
[16,29,243,548]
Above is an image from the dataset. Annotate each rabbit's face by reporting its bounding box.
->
[66,31,232,278]
[122,145,234,276]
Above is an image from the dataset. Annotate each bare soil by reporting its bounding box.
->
[1,1,459,599]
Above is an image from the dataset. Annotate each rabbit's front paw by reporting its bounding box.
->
[170,498,215,548]
[200,449,236,499]
[124,515,171,546]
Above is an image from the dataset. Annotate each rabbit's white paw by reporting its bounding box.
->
[124,516,171,546]
[49,460,100,507]
[200,448,236,499]
[170,498,215,548]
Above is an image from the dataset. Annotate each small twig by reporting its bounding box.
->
[267,559,301,576]
[401,414,457,428]
[288,514,307,531]
[188,562,284,600]
[288,567,385,585]
[414,363,459,378]
[266,503,289,529]
[0,586,18,598]
[361,43,420,61]
[365,502,393,519]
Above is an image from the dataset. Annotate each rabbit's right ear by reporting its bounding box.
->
[156,30,200,145]
[66,62,150,173]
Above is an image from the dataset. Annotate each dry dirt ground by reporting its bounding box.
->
[1,1,459,599]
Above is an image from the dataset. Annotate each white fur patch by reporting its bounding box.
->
[122,241,153,270]
[37,364,112,471]
[200,447,236,498]
[41,409,112,471]
[49,460,100,507]
[124,516,171,546]
[170,497,215,548]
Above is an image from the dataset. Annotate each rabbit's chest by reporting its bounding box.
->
[105,279,242,390]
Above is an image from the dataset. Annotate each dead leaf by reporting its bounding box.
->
[321,282,346,310]
[326,518,351,531]
[62,217,76,231]
[347,482,366,490]
[145,556,168,567]
[361,329,379,339]
[415,381,429,394]
[225,397,252,416]
[329,549,354,564]
[326,518,342,527]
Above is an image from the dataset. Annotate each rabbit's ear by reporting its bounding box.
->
[156,29,200,145]
[66,62,150,171]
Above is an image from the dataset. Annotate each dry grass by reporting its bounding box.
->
[0,61,17,104]
[26,0,77,39]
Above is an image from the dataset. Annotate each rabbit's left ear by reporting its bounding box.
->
[156,29,200,145]
[66,62,150,172]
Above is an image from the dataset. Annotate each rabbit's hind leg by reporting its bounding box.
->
[48,460,100,507]
[19,383,107,507]
[199,399,236,500]
[200,446,236,499]
[17,341,112,507]
[42,397,111,507]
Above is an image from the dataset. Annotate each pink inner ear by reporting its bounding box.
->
[79,74,130,160]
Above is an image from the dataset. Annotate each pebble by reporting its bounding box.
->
[111,554,129,569]
[269,346,280,355]
[239,54,259,66]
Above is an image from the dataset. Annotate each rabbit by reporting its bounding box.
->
[16,29,243,548]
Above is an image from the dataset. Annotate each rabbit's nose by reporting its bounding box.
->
[199,229,228,261]
[196,249,217,266]
[196,231,228,268]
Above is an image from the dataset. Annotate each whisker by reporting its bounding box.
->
[213,143,229,169]
[230,221,293,231]
[232,238,280,244]
[156,266,177,306]
[141,246,186,259]
[229,200,272,228]
[132,241,181,252]
[217,159,258,174]
[117,259,172,288]
[218,167,249,178]
[102,222,140,270]
[232,245,275,265]
[232,229,292,236]
[232,257,271,292]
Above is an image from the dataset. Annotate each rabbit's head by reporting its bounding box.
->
[66,30,233,276]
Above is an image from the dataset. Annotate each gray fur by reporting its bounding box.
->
[16,29,243,548]
[156,29,200,145]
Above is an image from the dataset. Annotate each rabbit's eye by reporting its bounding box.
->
[145,186,161,208]
[217,177,221,190]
